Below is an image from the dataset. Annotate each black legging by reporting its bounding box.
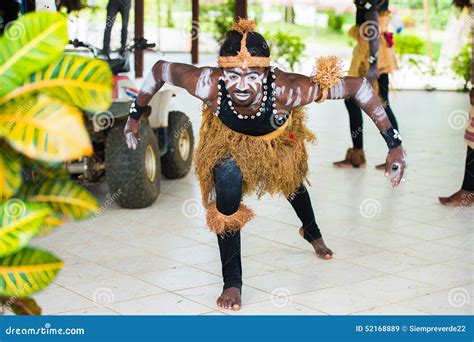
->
[103,0,131,55]
[214,158,322,292]
[345,73,399,149]
[462,146,474,191]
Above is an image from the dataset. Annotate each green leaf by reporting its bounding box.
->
[0,95,93,162]
[20,178,98,221]
[0,247,63,297]
[0,12,68,96]
[0,55,113,112]
[0,201,51,257]
[37,214,63,237]
[0,148,22,201]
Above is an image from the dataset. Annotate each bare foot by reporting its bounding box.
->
[217,287,241,311]
[299,228,333,260]
[439,189,474,207]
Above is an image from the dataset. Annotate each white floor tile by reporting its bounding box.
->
[67,275,165,304]
[108,292,213,315]
[350,250,432,274]
[136,266,221,291]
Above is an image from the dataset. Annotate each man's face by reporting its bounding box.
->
[222,67,267,107]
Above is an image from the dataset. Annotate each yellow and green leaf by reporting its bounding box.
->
[37,214,63,237]
[0,95,92,162]
[0,247,63,297]
[0,201,51,257]
[0,149,22,201]
[0,55,113,112]
[20,179,98,221]
[0,12,68,96]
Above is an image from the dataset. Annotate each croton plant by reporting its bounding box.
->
[0,12,112,314]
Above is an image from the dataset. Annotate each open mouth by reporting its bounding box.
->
[234,93,251,101]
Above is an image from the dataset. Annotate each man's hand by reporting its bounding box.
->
[385,145,406,187]
[124,117,141,150]
[366,64,379,83]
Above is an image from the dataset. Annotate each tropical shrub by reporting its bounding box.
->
[265,31,305,71]
[452,43,472,91]
[327,10,344,32]
[394,34,425,57]
[0,12,111,314]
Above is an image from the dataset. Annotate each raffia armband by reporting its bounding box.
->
[310,56,344,103]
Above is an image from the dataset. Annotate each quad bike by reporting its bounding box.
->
[65,38,194,208]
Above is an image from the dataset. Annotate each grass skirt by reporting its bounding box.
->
[194,106,316,211]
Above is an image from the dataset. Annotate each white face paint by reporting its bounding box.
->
[161,62,173,85]
[329,80,346,99]
[141,71,156,94]
[195,68,213,99]
[355,78,373,105]
[222,68,266,106]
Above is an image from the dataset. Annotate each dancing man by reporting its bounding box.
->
[124,19,406,310]
[334,0,400,169]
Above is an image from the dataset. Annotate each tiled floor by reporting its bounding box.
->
[31,89,473,315]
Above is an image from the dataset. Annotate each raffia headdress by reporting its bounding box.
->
[217,18,271,69]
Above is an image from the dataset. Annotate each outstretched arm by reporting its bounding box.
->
[328,77,406,186]
[276,70,406,187]
[125,61,219,149]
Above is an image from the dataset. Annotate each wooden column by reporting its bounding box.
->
[134,0,144,77]
[235,0,247,20]
[191,0,199,64]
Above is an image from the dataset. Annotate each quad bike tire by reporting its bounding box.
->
[161,111,194,179]
[105,119,161,208]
